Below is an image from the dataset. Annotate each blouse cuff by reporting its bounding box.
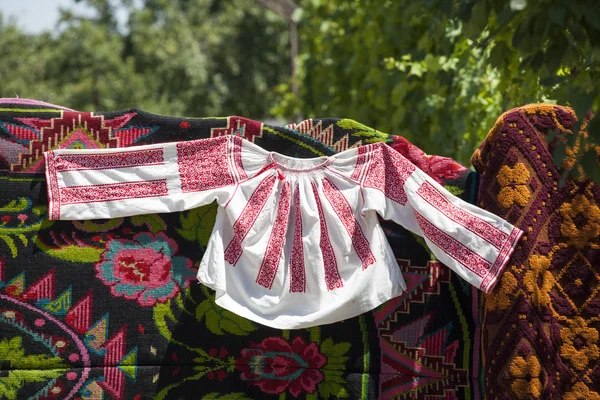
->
[479,226,523,293]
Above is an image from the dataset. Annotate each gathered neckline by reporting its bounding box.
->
[237,134,383,172]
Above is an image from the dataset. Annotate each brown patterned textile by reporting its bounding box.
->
[472,104,600,398]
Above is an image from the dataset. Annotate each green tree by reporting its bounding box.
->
[280,0,599,178]
[0,0,291,118]
[0,15,55,102]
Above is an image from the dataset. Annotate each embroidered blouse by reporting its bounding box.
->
[44,135,522,329]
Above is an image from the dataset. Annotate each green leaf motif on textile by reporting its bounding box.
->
[195,287,256,336]
[336,119,389,143]
[73,218,124,232]
[0,198,52,258]
[200,394,253,400]
[33,235,104,263]
[443,185,465,196]
[177,202,218,247]
[0,337,65,400]
[153,295,180,345]
[0,198,30,213]
[318,338,350,399]
[131,214,166,234]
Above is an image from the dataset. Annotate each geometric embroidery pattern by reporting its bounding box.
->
[224,174,277,266]
[55,148,164,171]
[414,210,491,280]
[417,180,508,249]
[311,182,343,291]
[322,178,375,270]
[289,185,306,293]
[256,181,292,289]
[351,145,370,182]
[176,136,235,193]
[363,144,415,206]
[59,179,169,205]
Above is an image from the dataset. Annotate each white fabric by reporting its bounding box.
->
[44,135,522,329]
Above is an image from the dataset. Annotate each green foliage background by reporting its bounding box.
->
[1,0,598,172]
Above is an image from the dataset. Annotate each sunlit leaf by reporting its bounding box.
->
[510,0,527,11]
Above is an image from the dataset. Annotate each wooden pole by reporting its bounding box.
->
[255,0,300,96]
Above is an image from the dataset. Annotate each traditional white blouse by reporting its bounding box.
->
[44,135,522,329]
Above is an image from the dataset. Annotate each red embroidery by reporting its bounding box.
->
[351,145,370,182]
[414,210,491,278]
[59,179,168,204]
[176,136,235,193]
[45,152,61,220]
[256,182,291,289]
[417,181,509,250]
[289,185,306,293]
[311,182,343,291]
[231,135,248,181]
[224,174,277,266]
[322,178,375,269]
[363,144,416,206]
[480,227,522,292]
[55,148,164,171]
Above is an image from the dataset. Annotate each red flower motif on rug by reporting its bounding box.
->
[236,336,327,397]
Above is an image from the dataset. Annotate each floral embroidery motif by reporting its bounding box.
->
[236,337,326,397]
[363,144,415,206]
[559,194,600,249]
[256,182,291,289]
[289,185,306,293]
[508,355,543,399]
[224,174,277,266]
[59,179,168,205]
[54,148,164,171]
[414,211,491,279]
[95,232,196,306]
[523,254,555,308]
[176,136,235,193]
[563,382,600,400]
[417,180,508,249]
[485,271,518,311]
[560,316,600,371]
[496,163,531,208]
[322,178,375,269]
[311,183,343,291]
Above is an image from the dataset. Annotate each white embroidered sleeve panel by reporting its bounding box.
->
[359,143,523,293]
[44,135,245,220]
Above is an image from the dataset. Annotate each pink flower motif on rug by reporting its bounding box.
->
[95,232,195,306]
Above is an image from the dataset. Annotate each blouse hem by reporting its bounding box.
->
[211,286,406,330]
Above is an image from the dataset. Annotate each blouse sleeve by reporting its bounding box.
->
[360,143,522,293]
[44,135,244,220]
